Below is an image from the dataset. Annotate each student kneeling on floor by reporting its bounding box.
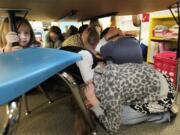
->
[61,26,178,135]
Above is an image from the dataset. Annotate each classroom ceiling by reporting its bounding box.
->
[0,0,178,22]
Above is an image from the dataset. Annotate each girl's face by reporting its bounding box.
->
[17,24,31,47]
[49,32,58,42]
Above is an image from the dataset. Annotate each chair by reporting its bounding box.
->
[57,72,97,134]
[22,85,53,115]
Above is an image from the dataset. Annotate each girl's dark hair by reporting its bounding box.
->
[69,25,78,35]
[49,26,64,42]
[100,27,110,39]
[86,26,100,47]
[78,24,88,33]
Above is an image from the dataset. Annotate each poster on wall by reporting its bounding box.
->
[142,13,150,22]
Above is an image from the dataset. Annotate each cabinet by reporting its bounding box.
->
[147,16,178,63]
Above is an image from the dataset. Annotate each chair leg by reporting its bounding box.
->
[22,94,31,115]
[1,99,21,135]
[58,73,97,133]
[37,85,53,104]
[70,85,97,133]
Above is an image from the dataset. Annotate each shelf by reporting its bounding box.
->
[147,15,178,64]
[150,37,177,42]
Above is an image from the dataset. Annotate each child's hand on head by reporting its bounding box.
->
[6,32,19,46]
[84,99,93,109]
[86,80,93,85]
[84,83,99,107]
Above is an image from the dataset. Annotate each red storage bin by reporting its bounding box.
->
[154,51,177,85]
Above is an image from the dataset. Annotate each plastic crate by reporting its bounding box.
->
[154,51,177,85]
